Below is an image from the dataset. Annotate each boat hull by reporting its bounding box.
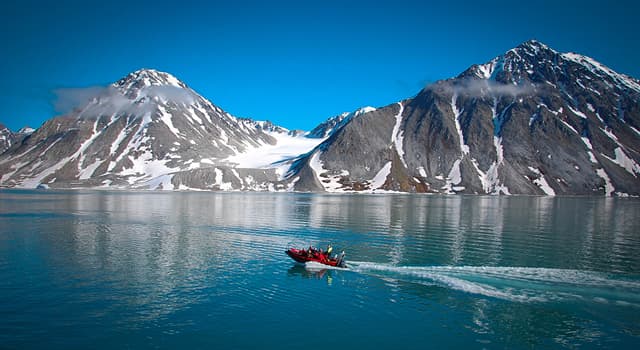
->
[286,248,345,268]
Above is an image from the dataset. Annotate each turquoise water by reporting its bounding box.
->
[1,190,639,349]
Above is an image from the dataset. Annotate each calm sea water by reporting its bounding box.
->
[1,190,639,349]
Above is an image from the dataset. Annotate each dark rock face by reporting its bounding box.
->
[289,40,640,196]
[0,124,12,154]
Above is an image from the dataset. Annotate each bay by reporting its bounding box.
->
[1,190,639,349]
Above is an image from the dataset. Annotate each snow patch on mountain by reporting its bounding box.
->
[581,137,598,164]
[528,167,556,195]
[121,154,179,184]
[442,159,464,193]
[568,105,588,119]
[370,162,392,189]
[224,131,323,169]
[20,154,74,188]
[486,137,510,194]
[596,168,614,196]
[451,94,469,155]
[18,127,35,134]
[390,102,407,168]
[308,150,349,192]
[603,147,640,176]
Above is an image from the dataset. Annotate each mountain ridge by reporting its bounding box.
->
[1,41,639,195]
[0,69,319,190]
[286,40,640,196]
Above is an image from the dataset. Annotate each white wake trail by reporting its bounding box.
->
[346,262,640,305]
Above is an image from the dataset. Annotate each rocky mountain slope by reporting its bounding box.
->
[288,40,640,196]
[0,69,321,190]
[1,41,639,195]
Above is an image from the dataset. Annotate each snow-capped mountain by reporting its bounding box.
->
[2,41,639,195]
[307,106,377,138]
[0,69,321,190]
[0,124,34,155]
[289,40,640,196]
[17,127,36,135]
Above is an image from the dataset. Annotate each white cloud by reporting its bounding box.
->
[439,79,536,98]
[53,85,197,118]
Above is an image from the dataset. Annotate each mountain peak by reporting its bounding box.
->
[17,126,35,134]
[110,68,193,102]
[516,39,552,52]
[115,68,186,90]
[307,106,377,138]
[507,39,558,61]
[510,40,640,92]
[463,41,557,80]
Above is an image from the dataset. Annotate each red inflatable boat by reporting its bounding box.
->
[286,247,346,268]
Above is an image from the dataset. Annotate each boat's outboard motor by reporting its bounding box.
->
[336,251,346,268]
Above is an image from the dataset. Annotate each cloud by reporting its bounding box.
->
[52,85,197,118]
[53,86,118,114]
[437,79,536,98]
[145,85,196,106]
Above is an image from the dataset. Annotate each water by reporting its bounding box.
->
[1,190,639,349]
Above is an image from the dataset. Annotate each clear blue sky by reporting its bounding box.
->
[1,0,638,132]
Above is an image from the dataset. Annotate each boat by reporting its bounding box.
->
[285,247,347,268]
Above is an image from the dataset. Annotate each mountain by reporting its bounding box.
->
[2,41,639,195]
[0,124,34,155]
[307,106,377,138]
[0,69,321,190]
[288,40,640,196]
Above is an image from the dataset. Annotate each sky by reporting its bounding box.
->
[1,0,638,132]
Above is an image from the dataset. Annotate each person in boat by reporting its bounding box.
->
[325,243,333,258]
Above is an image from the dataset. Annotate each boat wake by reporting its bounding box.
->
[347,262,640,305]
[304,261,348,271]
